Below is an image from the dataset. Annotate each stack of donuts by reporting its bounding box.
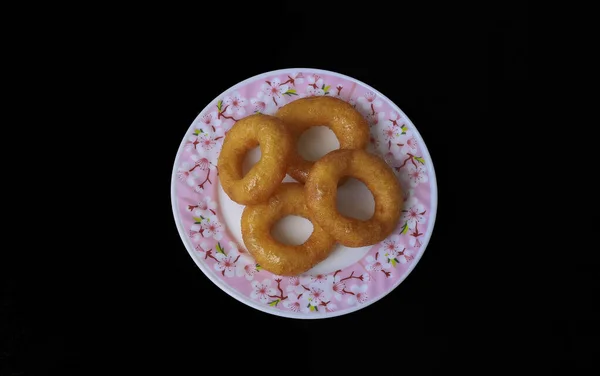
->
[217,96,403,276]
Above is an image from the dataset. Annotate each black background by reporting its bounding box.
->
[5,2,591,375]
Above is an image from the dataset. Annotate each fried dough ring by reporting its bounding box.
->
[305,149,403,248]
[275,96,370,184]
[217,114,293,205]
[241,182,336,276]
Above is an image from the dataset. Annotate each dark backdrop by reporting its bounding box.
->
[1,2,570,375]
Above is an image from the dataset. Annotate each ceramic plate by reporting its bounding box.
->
[171,68,437,319]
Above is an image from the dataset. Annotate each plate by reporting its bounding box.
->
[171,68,438,319]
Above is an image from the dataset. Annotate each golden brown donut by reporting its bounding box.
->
[275,96,370,184]
[305,149,403,247]
[217,114,293,205]
[241,182,336,276]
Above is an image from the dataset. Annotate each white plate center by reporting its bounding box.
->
[297,126,340,161]
[271,215,313,245]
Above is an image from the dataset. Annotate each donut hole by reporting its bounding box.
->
[242,145,261,177]
[271,215,314,245]
[297,126,340,161]
[336,177,375,221]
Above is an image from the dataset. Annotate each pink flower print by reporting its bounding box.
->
[295,287,329,313]
[306,286,328,307]
[331,84,344,98]
[236,257,258,281]
[198,132,217,152]
[409,232,423,249]
[281,72,304,86]
[261,78,289,106]
[400,133,419,155]
[194,241,211,257]
[184,134,200,153]
[328,270,368,301]
[190,153,212,171]
[357,91,382,115]
[189,154,215,194]
[201,215,223,241]
[189,224,202,242]
[347,284,368,305]
[193,207,209,220]
[330,279,347,302]
[223,91,248,117]
[381,235,411,267]
[305,274,332,286]
[304,74,327,97]
[409,223,424,249]
[193,129,223,155]
[176,161,202,187]
[198,111,222,133]
[407,164,428,187]
[214,252,238,278]
[365,252,392,278]
[381,235,402,259]
[306,75,324,90]
[190,196,217,217]
[365,111,385,127]
[402,199,427,227]
[361,273,372,283]
[397,248,415,264]
[283,293,302,312]
[250,92,267,113]
[286,276,306,295]
[319,300,337,313]
[251,279,277,303]
[306,86,325,97]
[382,125,402,145]
[229,240,256,280]
[388,111,402,125]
